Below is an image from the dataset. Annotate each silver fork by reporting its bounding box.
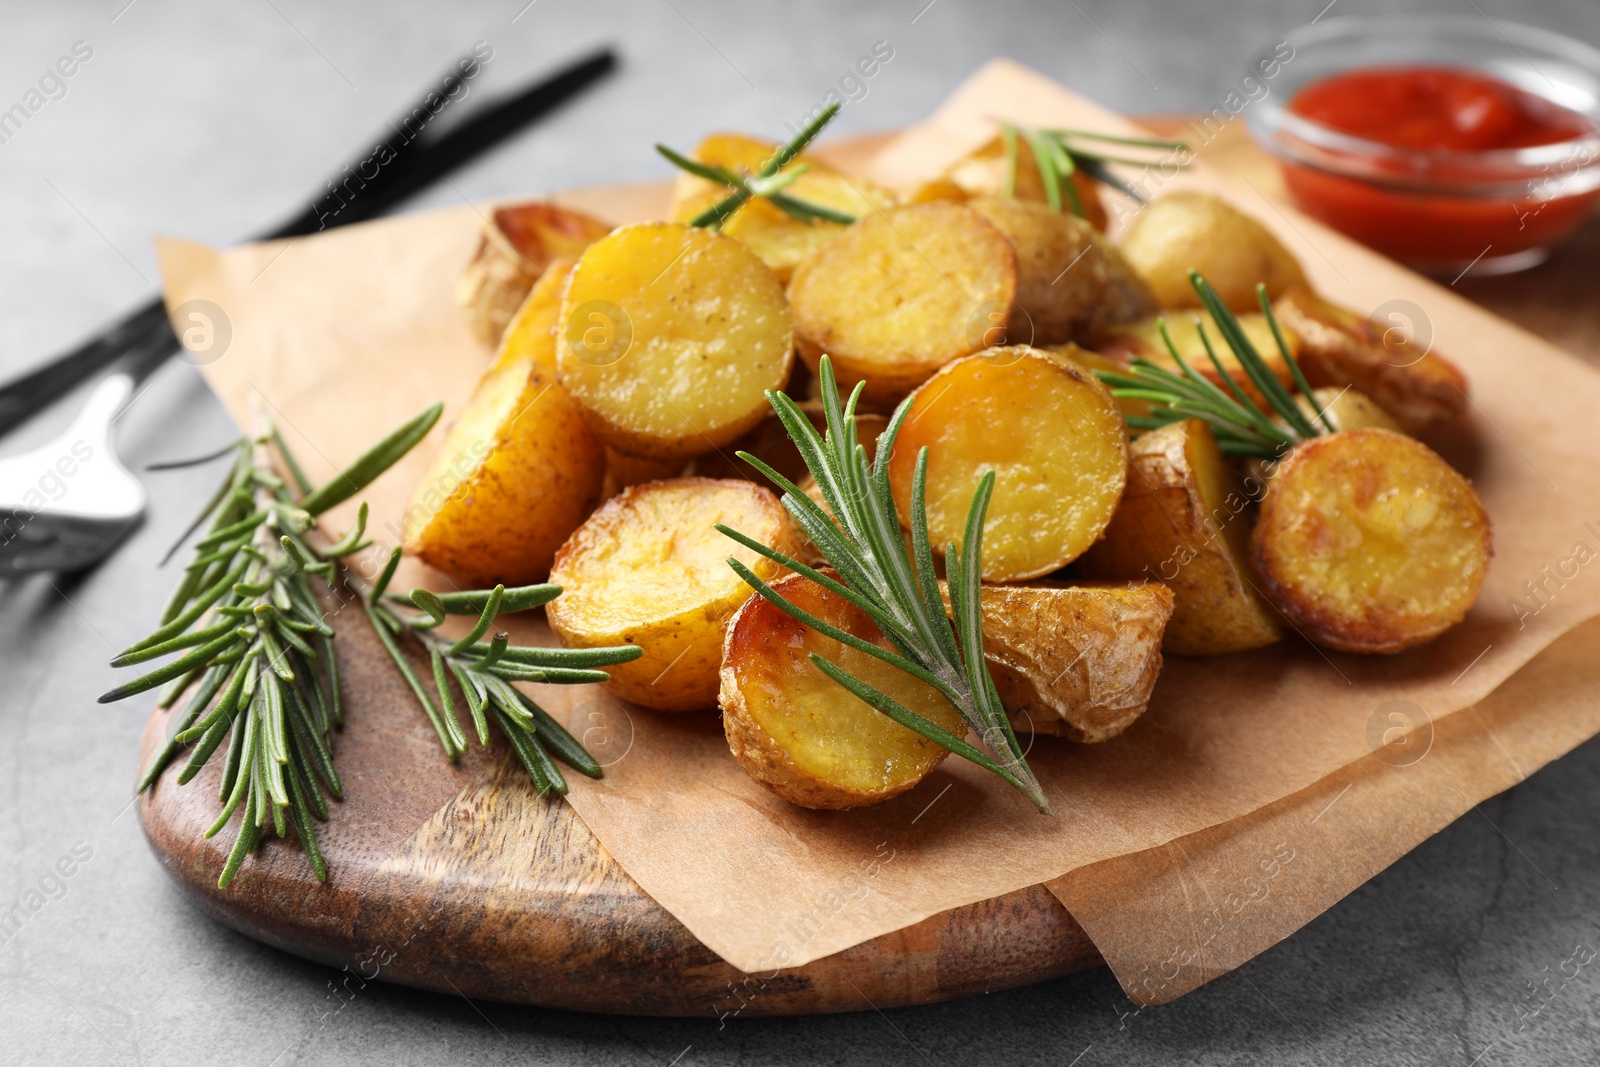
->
[0,374,145,574]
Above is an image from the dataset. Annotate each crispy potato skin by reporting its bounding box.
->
[1274,288,1469,432]
[1092,311,1299,409]
[787,202,1018,405]
[957,582,1174,743]
[1119,192,1307,311]
[930,136,1109,231]
[1251,428,1491,654]
[967,198,1154,345]
[1078,419,1282,655]
[404,362,605,588]
[888,347,1128,582]
[457,202,612,347]
[720,573,963,809]
[668,133,898,283]
[558,223,794,460]
[548,478,802,712]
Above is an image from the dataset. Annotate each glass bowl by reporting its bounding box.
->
[1247,15,1600,277]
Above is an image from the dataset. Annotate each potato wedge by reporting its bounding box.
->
[934,135,1109,231]
[1251,428,1491,654]
[887,347,1128,582]
[600,448,684,499]
[1119,192,1306,312]
[558,222,794,460]
[1078,419,1282,655]
[496,258,575,375]
[933,581,1173,742]
[667,133,898,283]
[720,572,965,809]
[403,362,605,588]
[1273,288,1468,432]
[967,198,1154,345]
[547,478,802,712]
[787,202,1018,405]
[1092,311,1298,409]
[457,202,612,347]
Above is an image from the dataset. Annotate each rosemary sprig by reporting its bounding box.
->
[998,122,1189,217]
[105,404,640,888]
[717,356,1052,815]
[657,101,854,230]
[1092,270,1334,458]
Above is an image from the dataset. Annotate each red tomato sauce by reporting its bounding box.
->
[1279,66,1598,266]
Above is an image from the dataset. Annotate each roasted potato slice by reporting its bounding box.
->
[887,347,1128,582]
[720,572,965,809]
[1078,419,1282,655]
[1273,288,1469,432]
[967,197,1154,345]
[960,582,1174,743]
[403,359,605,588]
[931,135,1109,231]
[496,258,575,375]
[1251,428,1491,654]
[1092,311,1298,409]
[558,222,794,460]
[668,133,898,283]
[1043,343,1151,422]
[787,202,1018,405]
[1119,192,1306,312]
[547,478,802,712]
[457,202,612,347]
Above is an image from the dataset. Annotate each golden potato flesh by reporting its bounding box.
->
[1043,343,1150,423]
[1273,288,1468,432]
[956,582,1174,743]
[1119,191,1307,312]
[887,347,1128,582]
[497,258,574,375]
[457,202,612,347]
[720,572,964,809]
[1251,428,1491,654]
[1078,419,1282,656]
[1092,310,1298,409]
[557,223,794,461]
[786,202,1018,405]
[547,478,802,712]
[668,133,898,283]
[404,361,604,588]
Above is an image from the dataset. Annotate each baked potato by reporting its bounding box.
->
[1251,428,1491,654]
[547,477,803,711]
[1273,288,1469,432]
[964,581,1174,743]
[1092,310,1298,409]
[457,202,612,347]
[920,135,1109,231]
[497,258,575,375]
[887,347,1128,582]
[668,132,898,283]
[967,197,1154,345]
[403,356,605,588]
[720,571,965,809]
[557,222,794,460]
[1078,418,1282,655]
[787,201,1018,405]
[1119,192,1307,312]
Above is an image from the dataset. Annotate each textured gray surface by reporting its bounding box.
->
[3,1,1599,1064]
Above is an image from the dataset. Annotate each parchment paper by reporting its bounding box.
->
[157,59,1600,992]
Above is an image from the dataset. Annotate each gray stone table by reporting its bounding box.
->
[2,0,1598,1063]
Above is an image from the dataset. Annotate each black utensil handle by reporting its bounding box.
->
[0,47,617,431]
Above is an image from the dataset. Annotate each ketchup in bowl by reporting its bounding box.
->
[1248,18,1600,276]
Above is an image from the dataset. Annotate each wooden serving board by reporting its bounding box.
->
[137,119,1600,1017]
